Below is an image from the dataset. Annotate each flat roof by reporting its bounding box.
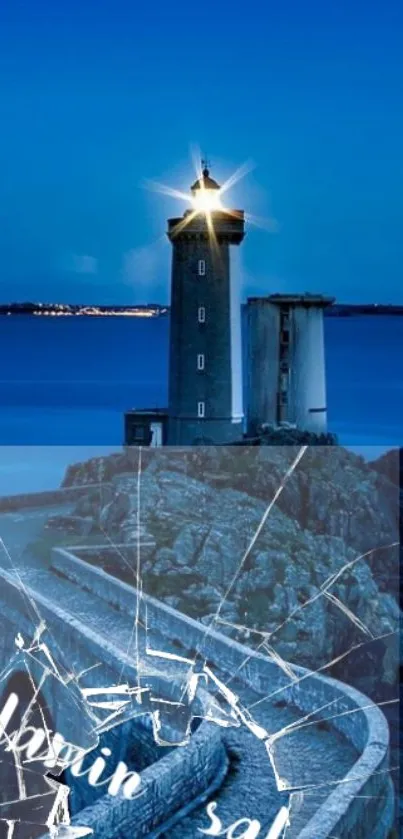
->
[248,294,334,306]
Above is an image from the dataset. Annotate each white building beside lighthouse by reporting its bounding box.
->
[246,294,333,436]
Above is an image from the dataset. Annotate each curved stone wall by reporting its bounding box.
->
[50,547,395,839]
[0,483,107,511]
[68,713,227,839]
[0,567,227,839]
[0,545,395,839]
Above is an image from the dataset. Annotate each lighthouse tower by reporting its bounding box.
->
[167,164,245,445]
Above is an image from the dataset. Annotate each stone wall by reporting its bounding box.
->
[0,566,227,839]
[0,484,107,511]
[69,716,226,839]
[51,546,395,839]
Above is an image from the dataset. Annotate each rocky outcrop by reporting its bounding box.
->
[371,448,401,488]
[64,448,399,690]
[58,444,401,818]
[243,424,338,447]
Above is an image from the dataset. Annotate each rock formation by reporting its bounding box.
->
[62,446,399,688]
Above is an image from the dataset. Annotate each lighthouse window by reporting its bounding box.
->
[198,306,206,323]
[198,259,206,276]
[197,353,205,370]
[197,401,205,418]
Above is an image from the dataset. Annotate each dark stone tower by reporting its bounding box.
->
[167,166,245,445]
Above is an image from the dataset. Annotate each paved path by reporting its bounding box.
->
[0,507,359,838]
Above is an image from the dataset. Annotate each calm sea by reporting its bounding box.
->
[0,314,401,491]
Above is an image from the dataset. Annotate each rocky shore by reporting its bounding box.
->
[56,442,402,832]
[59,444,400,809]
[61,446,399,669]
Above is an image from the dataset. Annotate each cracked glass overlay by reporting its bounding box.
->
[0,444,399,838]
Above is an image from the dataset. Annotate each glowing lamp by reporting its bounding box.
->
[190,165,222,212]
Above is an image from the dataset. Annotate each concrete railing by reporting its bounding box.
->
[68,715,227,839]
[51,546,395,839]
[0,483,109,511]
[0,565,227,839]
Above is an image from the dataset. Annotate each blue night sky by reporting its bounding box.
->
[0,0,402,305]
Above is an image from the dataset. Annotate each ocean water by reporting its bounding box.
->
[0,314,401,491]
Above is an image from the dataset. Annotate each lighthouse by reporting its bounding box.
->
[166,164,246,445]
[123,160,334,449]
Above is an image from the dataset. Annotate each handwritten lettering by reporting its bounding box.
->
[198,801,289,839]
[0,691,142,800]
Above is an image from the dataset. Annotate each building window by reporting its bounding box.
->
[197,353,205,371]
[197,401,205,418]
[198,259,206,276]
[198,306,206,323]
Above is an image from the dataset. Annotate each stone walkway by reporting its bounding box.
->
[0,507,359,838]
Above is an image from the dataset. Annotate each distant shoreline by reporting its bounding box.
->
[326,304,403,316]
[0,303,402,317]
[0,304,169,317]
